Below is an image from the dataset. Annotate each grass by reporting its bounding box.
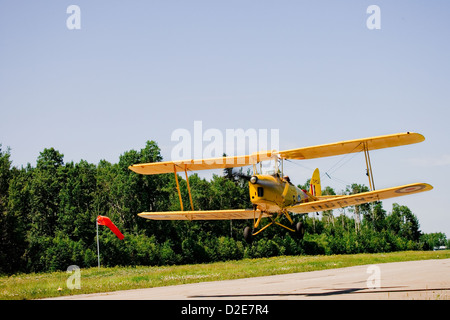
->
[1,250,449,300]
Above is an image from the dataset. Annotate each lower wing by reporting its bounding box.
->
[138,209,271,220]
[287,183,433,214]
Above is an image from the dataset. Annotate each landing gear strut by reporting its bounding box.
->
[243,220,306,243]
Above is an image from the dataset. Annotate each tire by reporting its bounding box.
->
[295,222,305,239]
[243,226,253,244]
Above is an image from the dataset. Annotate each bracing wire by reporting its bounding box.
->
[321,142,364,185]
[324,173,352,187]
[285,142,366,187]
[284,158,314,172]
[324,151,360,177]
[323,142,363,176]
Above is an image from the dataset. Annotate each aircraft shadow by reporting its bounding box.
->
[189,286,450,299]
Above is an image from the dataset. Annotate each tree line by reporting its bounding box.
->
[0,141,447,274]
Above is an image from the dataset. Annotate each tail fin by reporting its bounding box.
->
[310,168,322,197]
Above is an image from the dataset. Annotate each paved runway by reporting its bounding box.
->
[50,258,450,300]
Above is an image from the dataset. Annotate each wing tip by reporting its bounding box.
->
[403,131,425,144]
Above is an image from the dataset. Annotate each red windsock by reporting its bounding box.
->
[97,216,124,240]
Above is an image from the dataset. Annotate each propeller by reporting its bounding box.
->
[233,171,252,181]
[225,167,252,182]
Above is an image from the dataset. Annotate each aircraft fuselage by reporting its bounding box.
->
[248,174,309,212]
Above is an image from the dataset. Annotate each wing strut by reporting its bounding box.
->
[184,165,194,211]
[363,142,375,191]
[173,164,184,211]
[173,164,195,212]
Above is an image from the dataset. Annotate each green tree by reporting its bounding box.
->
[189,174,213,210]
[364,201,386,232]
[57,160,97,244]
[0,145,15,273]
[0,145,12,210]
[29,148,65,237]
[109,141,170,235]
[388,203,421,241]
[322,186,336,229]
[345,183,370,232]
[420,232,447,250]
[3,163,34,273]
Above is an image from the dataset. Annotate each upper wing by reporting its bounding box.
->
[287,183,433,214]
[138,209,270,220]
[277,132,424,160]
[129,152,274,175]
[129,132,424,175]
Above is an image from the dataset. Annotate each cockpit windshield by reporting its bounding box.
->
[253,158,282,176]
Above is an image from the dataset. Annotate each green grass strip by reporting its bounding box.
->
[1,250,449,300]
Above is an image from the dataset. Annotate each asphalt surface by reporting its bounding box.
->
[49,258,450,300]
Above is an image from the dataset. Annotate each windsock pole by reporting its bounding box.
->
[96,219,100,269]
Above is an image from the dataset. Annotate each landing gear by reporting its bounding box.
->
[295,222,305,239]
[243,226,253,244]
[243,209,306,243]
[244,221,305,243]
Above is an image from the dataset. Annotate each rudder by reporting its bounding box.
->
[310,168,322,197]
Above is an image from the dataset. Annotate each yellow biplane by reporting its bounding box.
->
[129,132,433,242]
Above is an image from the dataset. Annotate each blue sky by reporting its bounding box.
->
[1,1,449,236]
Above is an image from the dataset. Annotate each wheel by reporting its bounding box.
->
[243,226,253,244]
[295,222,305,239]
